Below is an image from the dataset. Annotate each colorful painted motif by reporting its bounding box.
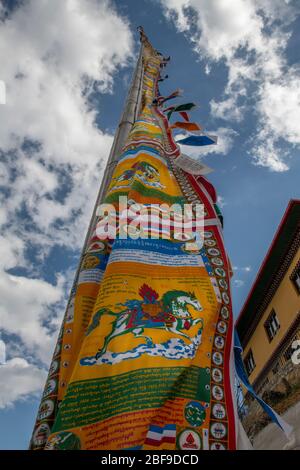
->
[30,31,237,450]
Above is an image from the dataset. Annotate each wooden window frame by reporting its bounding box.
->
[244,348,256,376]
[290,260,300,295]
[264,309,280,342]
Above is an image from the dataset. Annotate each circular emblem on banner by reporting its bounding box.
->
[211,442,226,450]
[215,267,226,277]
[49,360,58,376]
[37,399,55,421]
[204,239,216,247]
[207,248,220,256]
[212,351,223,366]
[217,321,227,334]
[212,403,226,420]
[212,385,224,401]
[204,231,213,239]
[32,423,50,447]
[178,429,201,450]
[211,257,223,266]
[43,378,57,398]
[212,368,223,383]
[82,255,99,270]
[218,279,228,290]
[222,292,230,304]
[45,432,81,450]
[214,336,225,350]
[221,306,229,320]
[211,422,227,439]
[65,309,74,324]
[184,401,206,427]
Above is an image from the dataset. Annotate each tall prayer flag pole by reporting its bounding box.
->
[30,28,250,451]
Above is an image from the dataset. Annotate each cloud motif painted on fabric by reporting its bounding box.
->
[80,329,202,366]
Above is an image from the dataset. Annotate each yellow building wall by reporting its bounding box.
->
[243,247,300,384]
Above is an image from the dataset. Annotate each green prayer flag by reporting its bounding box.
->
[167,102,196,120]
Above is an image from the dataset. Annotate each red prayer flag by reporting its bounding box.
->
[179,111,190,121]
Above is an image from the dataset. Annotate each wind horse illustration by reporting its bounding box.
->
[30,28,242,451]
[84,283,203,361]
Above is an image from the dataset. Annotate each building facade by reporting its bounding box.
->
[236,200,300,433]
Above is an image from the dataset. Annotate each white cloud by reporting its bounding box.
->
[210,96,245,122]
[0,269,66,364]
[252,70,300,171]
[160,0,300,171]
[0,223,69,365]
[0,339,6,365]
[243,266,252,272]
[0,0,133,249]
[217,196,226,209]
[0,80,5,104]
[204,64,211,75]
[233,265,252,273]
[0,0,134,407]
[0,234,25,270]
[233,279,245,288]
[231,266,251,289]
[0,358,47,409]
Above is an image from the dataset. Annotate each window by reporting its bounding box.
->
[284,345,294,362]
[244,349,256,376]
[291,264,300,294]
[264,309,280,342]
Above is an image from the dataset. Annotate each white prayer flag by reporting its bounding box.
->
[174,153,213,175]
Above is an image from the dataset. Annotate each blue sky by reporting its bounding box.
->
[0,0,299,449]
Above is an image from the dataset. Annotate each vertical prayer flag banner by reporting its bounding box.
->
[30,32,238,451]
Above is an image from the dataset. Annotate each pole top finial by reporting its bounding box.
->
[137,25,148,43]
[137,26,170,63]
